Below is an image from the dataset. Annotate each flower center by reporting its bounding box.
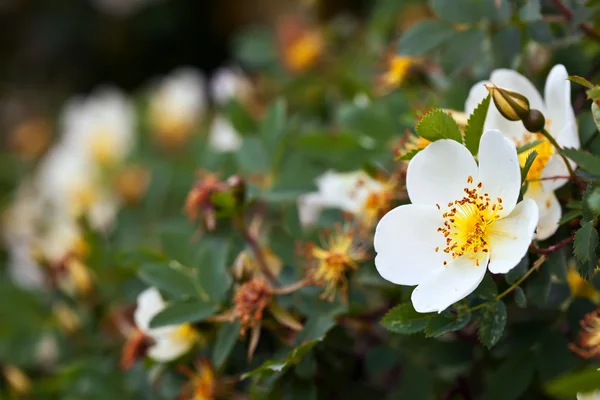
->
[90,131,118,165]
[172,323,198,343]
[286,32,322,71]
[436,176,503,266]
[517,133,555,186]
[383,56,413,87]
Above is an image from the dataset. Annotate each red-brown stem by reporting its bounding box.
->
[530,235,574,255]
[549,0,600,42]
[233,217,278,285]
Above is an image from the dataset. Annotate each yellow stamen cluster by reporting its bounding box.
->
[310,226,367,301]
[382,56,414,88]
[285,31,323,72]
[361,182,395,229]
[172,323,199,343]
[179,359,217,400]
[570,308,600,359]
[436,176,502,266]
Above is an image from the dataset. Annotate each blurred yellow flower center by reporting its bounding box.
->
[70,185,98,217]
[90,131,118,165]
[437,176,503,266]
[517,132,555,190]
[287,32,322,72]
[383,56,413,87]
[173,323,198,343]
[405,135,431,152]
[190,363,216,400]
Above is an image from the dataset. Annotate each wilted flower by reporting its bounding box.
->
[134,287,199,362]
[61,87,136,167]
[149,68,206,149]
[277,16,323,73]
[570,307,600,359]
[233,248,283,281]
[307,225,368,301]
[233,278,273,336]
[374,130,538,313]
[184,173,230,231]
[466,65,578,240]
[297,170,394,228]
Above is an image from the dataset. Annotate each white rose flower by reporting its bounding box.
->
[210,67,252,106]
[134,287,198,362]
[208,116,242,153]
[578,391,600,400]
[374,130,539,313]
[149,67,206,146]
[297,170,385,226]
[466,64,577,240]
[61,87,136,166]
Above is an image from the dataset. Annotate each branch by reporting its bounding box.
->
[530,235,574,255]
[549,0,600,43]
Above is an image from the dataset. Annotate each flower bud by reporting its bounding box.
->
[484,83,531,121]
[522,109,546,133]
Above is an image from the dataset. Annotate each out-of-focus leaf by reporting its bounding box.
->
[563,148,600,176]
[381,303,435,334]
[430,0,498,24]
[149,300,218,328]
[491,26,521,68]
[223,99,257,135]
[464,95,490,155]
[425,311,471,338]
[484,351,535,400]
[593,102,600,131]
[568,75,594,89]
[534,331,578,382]
[545,368,600,398]
[514,287,527,308]
[233,26,277,68]
[138,261,199,300]
[195,238,232,303]
[212,320,241,370]
[415,108,462,143]
[396,20,455,56]
[558,209,582,226]
[236,137,270,174]
[260,98,287,153]
[477,300,507,348]
[439,28,486,76]
[573,221,599,279]
[519,0,542,22]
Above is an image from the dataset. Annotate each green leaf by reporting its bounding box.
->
[588,187,600,217]
[535,332,578,382]
[415,109,462,143]
[261,98,287,152]
[380,303,435,334]
[236,137,270,175]
[592,102,600,132]
[545,367,600,398]
[430,0,495,24]
[241,338,324,381]
[568,75,594,89]
[573,221,599,279]
[589,89,600,102]
[425,311,471,338]
[477,300,507,348]
[519,0,542,22]
[563,148,600,176]
[484,351,536,400]
[195,238,232,303]
[514,287,527,308]
[439,28,485,76]
[149,300,218,328]
[396,20,456,56]
[222,99,257,135]
[558,209,582,226]
[212,320,241,370]
[396,147,422,161]
[521,150,538,183]
[517,140,543,154]
[464,95,490,155]
[138,262,199,300]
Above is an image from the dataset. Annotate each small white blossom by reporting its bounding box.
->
[374,130,539,313]
[134,287,197,362]
[208,116,242,153]
[578,391,600,400]
[210,66,251,106]
[466,65,577,240]
[297,170,384,226]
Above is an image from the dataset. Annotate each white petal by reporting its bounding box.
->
[147,332,193,362]
[487,199,538,274]
[315,170,382,214]
[406,139,478,207]
[411,255,488,313]
[540,147,574,193]
[490,69,545,112]
[374,204,445,286]
[134,287,166,334]
[478,129,521,217]
[208,116,242,152]
[297,192,324,227]
[465,80,488,115]
[544,65,578,149]
[530,191,561,240]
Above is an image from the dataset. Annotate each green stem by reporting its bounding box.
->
[540,128,576,179]
[466,256,547,313]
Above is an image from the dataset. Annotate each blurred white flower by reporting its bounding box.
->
[149,67,206,147]
[210,67,251,106]
[466,65,577,240]
[374,130,538,313]
[61,87,136,167]
[36,145,119,230]
[6,243,45,290]
[134,287,198,362]
[208,116,242,153]
[578,391,600,400]
[297,170,384,226]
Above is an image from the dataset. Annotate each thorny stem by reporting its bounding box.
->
[549,0,600,43]
[530,235,574,255]
[233,216,278,285]
[540,128,577,180]
[467,256,547,313]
